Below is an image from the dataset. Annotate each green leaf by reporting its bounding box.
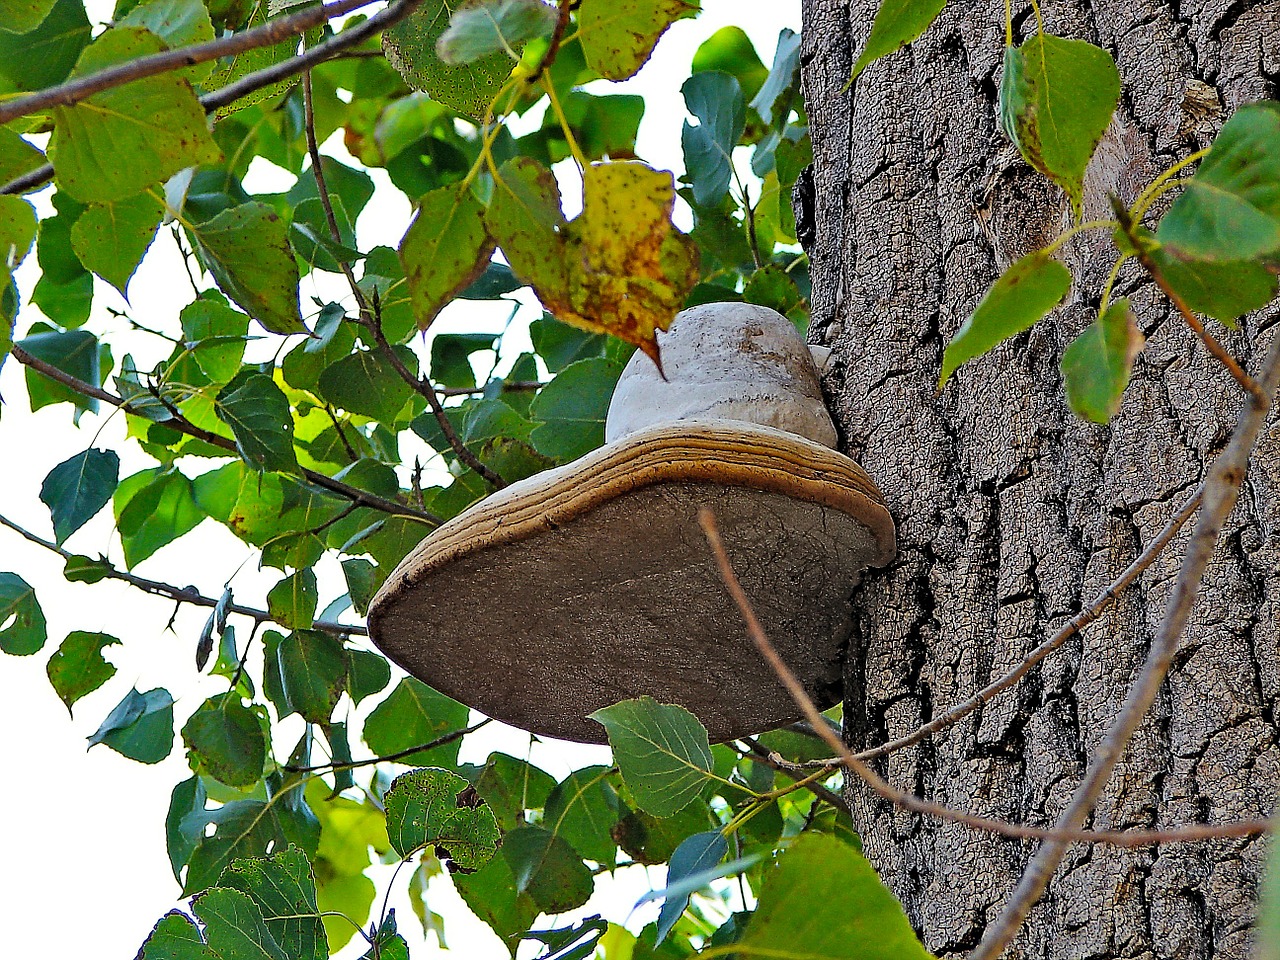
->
[692,26,768,103]
[50,28,221,203]
[400,182,495,331]
[364,678,470,766]
[181,692,266,788]
[529,312,607,372]
[193,887,287,960]
[1158,102,1280,261]
[472,752,558,832]
[47,630,119,712]
[436,0,557,66]
[274,629,347,722]
[998,34,1120,216]
[215,370,299,474]
[266,570,318,631]
[0,128,46,186]
[70,192,165,297]
[848,0,947,83]
[0,195,37,280]
[217,847,325,960]
[0,573,46,656]
[118,0,216,81]
[1,0,56,34]
[613,795,714,866]
[577,0,700,81]
[453,853,539,947]
[181,298,251,384]
[341,558,378,617]
[751,29,801,124]
[429,332,498,390]
[19,326,102,416]
[1153,250,1278,324]
[1061,297,1144,424]
[40,447,120,544]
[938,250,1072,385]
[137,911,216,960]
[544,765,619,864]
[114,468,204,567]
[529,356,623,462]
[88,686,174,763]
[1259,812,1280,960]
[590,697,714,818]
[0,0,90,92]
[32,271,94,328]
[738,834,934,960]
[384,766,501,868]
[183,795,320,896]
[680,71,746,207]
[383,0,515,121]
[360,914,410,960]
[317,348,415,422]
[191,202,304,334]
[655,831,727,943]
[502,825,594,914]
[204,0,318,119]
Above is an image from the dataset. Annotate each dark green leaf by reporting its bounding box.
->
[502,825,594,914]
[529,357,623,462]
[999,35,1120,216]
[50,28,221,203]
[193,887,287,960]
[1153,249,1278,323]
[1061,298,1144,423]
[400,182,495,331]
[738,834,933,960]
[383,0,514,120]
[181,692,266,787]
[317,347,415,422]
[938,250,1071,385]
[656,831,727,943]
[19,326,101,416]
[360,912,410,960]
[88,686,174,763]
[69,191,165,296]
[577,0,700,81]
[204,0,318,119]
[114,468,204,567]
[751,29,801,124]
[436,0,557,65]
[341,558,378,616]
[62,554,114,584]
[0,572,47,656]
[1158,102,1280,261]
[430,332,499,390]
[529,312,607,372]
[691,26,768,103]
[137,911,216,960]
[544,765,619,864]
[40,447,119,544]
[215,370,299,474]
[274,629,347,721]
[217,847,325,960]
[613,797,714,866]
[680,71,746,207]
[848,0,947,83]
[472,752,558,831]
[182,794,320,896]
[46,630,119,712]
[0,0,90,91]
[453,853,539,947]
[167,777,207,880]
[191,202,305,334]
[590,697,714,818]
[364,678,470,766]
[384,766,501,867]
[266,570,318,631]
[461,260,524,299]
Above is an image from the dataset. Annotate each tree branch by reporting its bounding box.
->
[970,320,1280,959]
[283,719,491,772]
[0,512,366,638]
[9,343,442,525]
[697,508,1271,850]
[737,737,851,816]
[0,0,377,127]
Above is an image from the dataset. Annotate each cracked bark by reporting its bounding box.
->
[801,1,1280,957]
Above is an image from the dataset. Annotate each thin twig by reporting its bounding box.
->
[0,513,366,637]
[697,508,1271,849]
[970,318,1280,959]
[284,719,491,772]
[0,0,379,126]
[10,344,442,525]
[2,0,427,196]
[737,737,850,816]
[822,482,1203,764]
[436,380,545,397]
[362,313,507,488]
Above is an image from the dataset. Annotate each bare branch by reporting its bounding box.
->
[436,380,545,397]
[737,737,851,816]
[9,343,442,525]
[283,719,491,772]
[970,325,1280,959]
[697,508,1271,849]
[0,512,366,638]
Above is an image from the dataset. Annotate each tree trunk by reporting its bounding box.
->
[800,1,1280,957]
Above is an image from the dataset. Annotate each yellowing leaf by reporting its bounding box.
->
[487,159,699,369]
[399,182,495,330]
[577,0,700,81]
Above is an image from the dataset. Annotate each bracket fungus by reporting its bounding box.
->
[367,303,895,744]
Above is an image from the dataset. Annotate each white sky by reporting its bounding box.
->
[0,4,802,957]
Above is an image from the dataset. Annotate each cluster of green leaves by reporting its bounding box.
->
[0,0,902,956]
[850,0,1279,423]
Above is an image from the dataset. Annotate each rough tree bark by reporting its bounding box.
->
[799,1,1280,957]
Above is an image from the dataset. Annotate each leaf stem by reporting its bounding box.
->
[1129,147,1210,222]
[541,73,587,170]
